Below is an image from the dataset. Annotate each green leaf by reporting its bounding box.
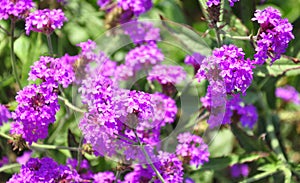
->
[230,123,270,153]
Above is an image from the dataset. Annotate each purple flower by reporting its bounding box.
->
[118,0,152,17]
[29,56,75,88]
[67,158,93,180]
[147,65,186,85]
[275,85,300,104]
[0,156,9,167]
[206,0,220,7]
[93,171,116,183]
[207,0,239,7]
[7,157,81,183]
[97,0,112,9]
[0,0,34,20]
[0,104,11,126]
[222,94,258,128]
[184,52,205,74]
[125,43,164,73]
[25,9,67,35]
[154,151,184,183]
[176,132,210,167]
[123,165,153,182]
[11,82,60,144]
[77,39,97,62]
[151,92,177,127]
[197,45,254,94]
[16,151,32,165]
[122,20,161,44]
[252,7,294,65]
[231,163,250,178]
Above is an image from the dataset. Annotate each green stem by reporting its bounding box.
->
[259,92,287,162]
[0,163,20,173]
[0,132,80,151]
[133,130,166,183]
[0,24,9,35]
[46,34,53,55]
[10,19,22,90]
[58,95,86,113]
[225,34,255,41]
[239,169,278,183]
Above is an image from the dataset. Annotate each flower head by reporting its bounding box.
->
[0,0,34,20]
[147,65,186,85]
[29,56,75,88]
[93,171,116,183]
[176,132,210,167]
[25,9,67,35]
[252,7,294,64]
[231,163,250,178]
[118,0,152,17]
[0,104,11,126]
[11,82,59,144]
[8,157,81,183]
[275,85,300,104]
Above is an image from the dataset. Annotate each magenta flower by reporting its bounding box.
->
[25,9,67,35]
[0,104,11,126]
[176,132,210,167]
[231,163,250,178]
[11,82,60,144]
[0,0,34,20]
[8,157,81,182]
[252,7,294,65]
[276,85,300,105]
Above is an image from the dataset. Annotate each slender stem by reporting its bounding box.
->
[0,132,80,151]
[0,24,10,35]
[10,19,22,90]
[239,169,278,183]
[58,95,86,113]
[0,163,20,173]
[259,92,287,162]
[115,170,120,183]
[46,34,53,55]
[133,130,166,183]
[225,34,255,41]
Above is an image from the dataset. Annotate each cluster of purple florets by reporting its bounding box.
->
[25,9,67,35]
[0,0,35,20]
[252,7,294,65]
[0,0,297,182]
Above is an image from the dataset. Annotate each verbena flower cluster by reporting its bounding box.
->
[176,132,210,167]
[207,0,240,7]
[29,56,75,88]
[8,157,81,182]
[147,65,187,85]
[118,0,152,17]
[122,20,161,44]
[0,104,10,126]
[11,82,60,144]
[252,7,294,65]
[196,44,254,97]
[25,9,67,35]
[0,0,34,20]
[275,85,300,105]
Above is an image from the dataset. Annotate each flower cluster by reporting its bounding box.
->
[122,20,161,44]
[125,43,164,72]
[176,132,210,167]
[252,7,294,65]
[29,56,75,88]
[67,158,93,180]
[0,104,10,126]
[25,9,67,35]
[93,171,117,183]
[147,65,186,85]
[11,82,59,144]
[231,163,250,178]
[0,0,34,20]
[207,0,239,7]
[118,0,152,17]
[8,157,81,182]
[184,52,205,74]
[197,44,254,94]
[275,85,300,105]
